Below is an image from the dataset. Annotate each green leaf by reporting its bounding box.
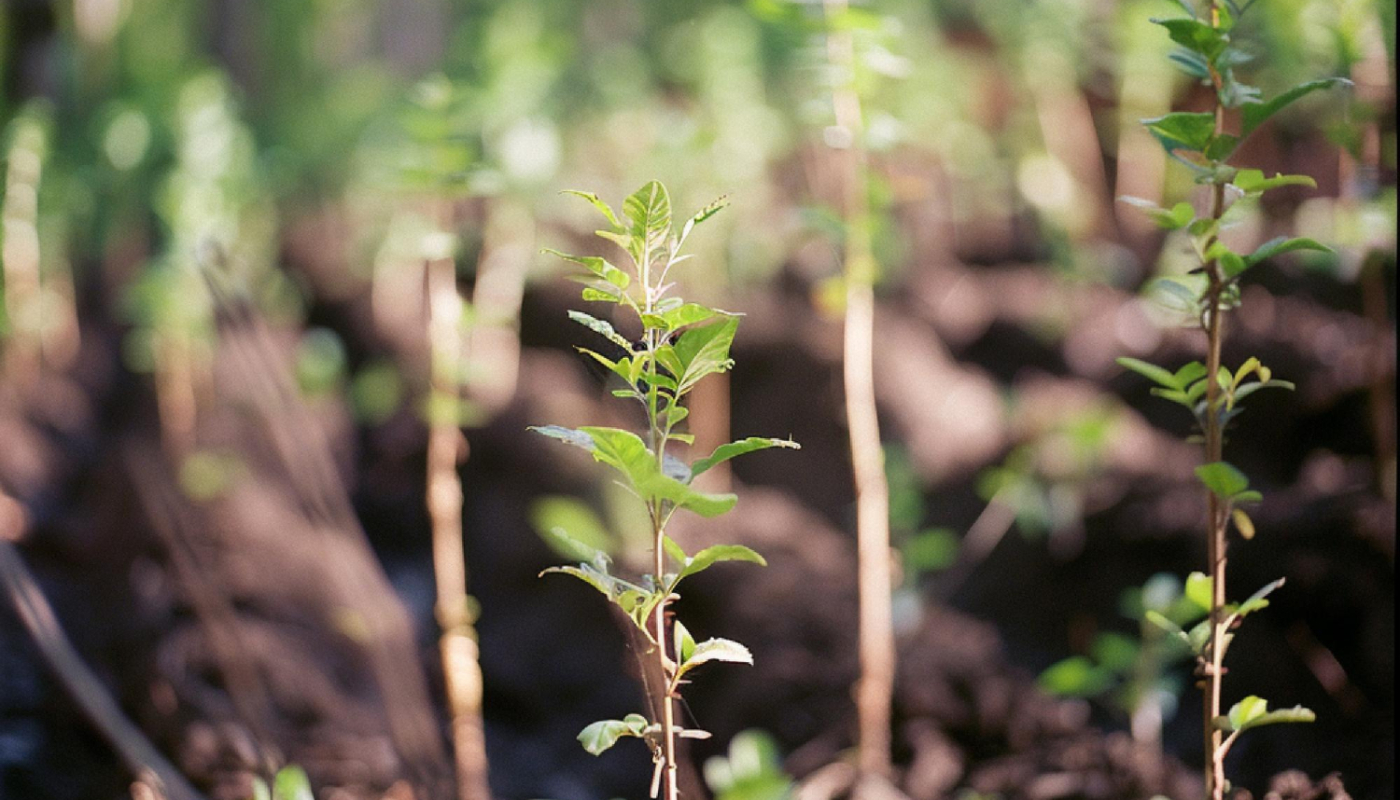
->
[562,189,624,229]
[1195,461,1250,500]
[569,311,632,350]
[1145,610,1189,644]
[540,563,624,600]
[544,248,631,290]
[1167,48,1211,79]
[1224,696,1316,732]
[663,534,688,567]
[1234,169,1317,194]
[1119,196,1195,230]
[679,544,767,581]
[1244,236,1332,268]
[691,437,801,478]
[673,317,740,392]
[1185,571,1213,614]
[1117,357,1182,389]
[661,303,725,331]
[1232,507,1256,539]
[576,426,738,517]
[1092,632,1141,674]
[674,619,698,664]
[530,424,596,452]
[273,766,314,800]
[1151,18,1229,61]
[1241,78,1353,138]
[1039,656,1114,697]
[530,496,613,561]
[680,195,730,243]
[1235,577,1284,618]
[1143,112,1217,155]
[677,637,753,676]
[578,715,650,755]
[623,180,673,261]
[1206,241,1248,278]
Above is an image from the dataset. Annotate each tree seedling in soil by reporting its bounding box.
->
[534,181,798,800]
[1116,1,1347,796]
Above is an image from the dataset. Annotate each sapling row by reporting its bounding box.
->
[1116,1,1347,797]
[534,181,798,800]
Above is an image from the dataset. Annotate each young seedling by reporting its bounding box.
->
[535,181,797,800]
[1116,2,1347,796]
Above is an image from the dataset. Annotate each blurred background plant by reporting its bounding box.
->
[0,0,1391,798]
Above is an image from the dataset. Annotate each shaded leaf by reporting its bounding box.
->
[1039,656,1114,697]
[1244,236,1332,268]
[1195,461,1250,500]
[578,715,650,756]
[691,437,801,478]
[1241,78,1353,138]
[1117,357,1181,389]
[1143,111,1217,154]
[569,310,632,350]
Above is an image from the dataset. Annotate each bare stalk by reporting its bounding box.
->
[426,252,491,800]
[823,0,895,778]
[1201,6,1229,793]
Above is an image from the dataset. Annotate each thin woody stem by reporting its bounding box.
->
[1202,4,1230,796]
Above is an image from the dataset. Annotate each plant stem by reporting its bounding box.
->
[823,0,895,778]
[426,252,492,800]
[642,267,679,800]
[1202,6,1229,794]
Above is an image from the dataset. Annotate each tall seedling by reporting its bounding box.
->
[535,181,797,800]
[1116,2,1347,797]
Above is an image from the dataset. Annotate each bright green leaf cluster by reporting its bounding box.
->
[1117,355,1293,435]
[535,181,799,758]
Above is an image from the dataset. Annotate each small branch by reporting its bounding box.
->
[0,519,204,800]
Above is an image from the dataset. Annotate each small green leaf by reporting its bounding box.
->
[544,248,632,290]
[1116,357,1182,389]
[1234,169,1318,194]
[1195,461,1250,500]
[1145,610,1188,641]
[623,180,673,261]
[530,425,596,452]
[540,563,622,600]
[1224,696,1316,732]
[1039,656,1114,697]
[1119,196,1195,229]
[662,535,688,567]
[1244,236,1332,268]
[678,637,754,675]
[1150,18,1229,61]
[1185,571,1213,613]
[673,317,740,393]
[1232,507,1256,539]
[1235,577,1285,618]
[1241,78,1353,138]
[1167,48,1211,79]
[569,311,632,350]
[562,189,624,229]
[273,766,314,800]
[691,437,801,478]
[674,619,698,664]
[678,544,767,582]
[1142,111,1218,155]
[680,195,730,243]
[1092,632,1141,674]
[579,718,645,755]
